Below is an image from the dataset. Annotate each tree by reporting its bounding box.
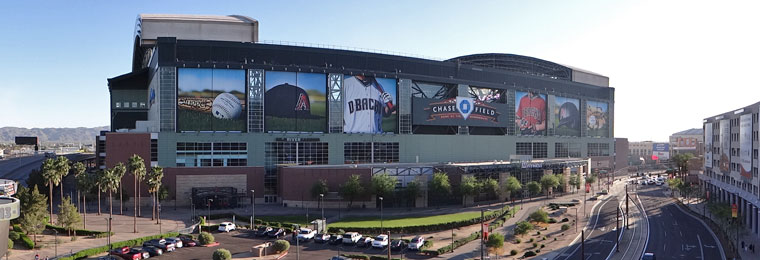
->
[310,179,329,199]
[527,181,541,199]
[127,154,146,232]
[430,172,452,196]
[57,197,81,236]
[672,153,694,178]
[503,176,522,201]
[102,168,119,218]
[199,232,215,245]
[554,173,567,194]
[75,172,93,229]
[112,162,127,215]
[486,233,505,249]
[460,175,479,206]
[148,166,164,224]
[481,178,500,198]
[585,175,597,193]
[42,158,57,224]
[371,174,397,198]
[340,175,364,208]
[72,162,86,208]
[212,248,232,260]
[404,180,422,207]
[95,169,108,215]
[529,209,550,223]
[540,175,559,198]
[18,185,47,247]
[515,221,533,235]
[568,174,581,193]
[55,156,71,207]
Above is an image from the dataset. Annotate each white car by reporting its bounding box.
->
[342,232,362,244]
[296,228,317,241]
[408,236,424,250]
[218,222,236,232]
[165,237,183,248]
[372,234,389,248]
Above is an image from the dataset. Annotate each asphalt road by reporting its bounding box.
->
[640,185,724,260]
[609,183,649,260]
[563,196,621,260]
[0,154,45,183]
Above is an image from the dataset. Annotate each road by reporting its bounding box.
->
[609,183,648,260]
[0,154,46,184]
[562,196,620,260]
[640,184,724,260]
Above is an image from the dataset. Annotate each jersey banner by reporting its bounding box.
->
[177,68,246,132]
[265,71,327,132]
[412,97,509,127]
[343,75,397,133]
[515,91,547,135]
[585,100,609,138]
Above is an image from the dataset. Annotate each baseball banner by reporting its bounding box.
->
[740,114,752,180]
[177,68,247,132]
[585,100,609,137]
[552,96,580,136]
[719,119,730,175]
[264,71,327,133]
[515,91,547,136]
[343,75,397,133]
[704,122,713,168]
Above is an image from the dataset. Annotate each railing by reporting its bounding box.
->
[258,40,444,61]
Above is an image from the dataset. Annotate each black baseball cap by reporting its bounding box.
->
[265,83,321,119]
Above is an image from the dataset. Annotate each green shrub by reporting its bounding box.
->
[200,216,206,226]
[536,249,541,253]
[561,224,571,231]
[529,209,550,223]
[273,240,290,252]
[422,240,434,250]
[9,231,20,240]
[515,238,521,243]
[199,232,215,245]
[45,224,112,237]
[327,209,505,234]
[435,232,479,255]
[515,221,533,235]
[510,249,518,255]
[524,250,537,257]
[548,218,557,224]
[486,233,504,248]
[12,225,22,233]
[341,254,370,260]
[532,242,538,248]
[536,231,541,235]
[561,217,569,222]
[20,234,34,249]
[7,239,12,249]
[541,244,545,248]
[212,248,232,260]
[529,238,534,243]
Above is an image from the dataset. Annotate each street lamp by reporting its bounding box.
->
[379,196,384,234]
[251,189,255,230]
[320,193,325,221]
[53,229,58,256]
[208,198,213,231]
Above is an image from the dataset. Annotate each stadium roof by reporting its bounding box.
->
[672,128,703,136]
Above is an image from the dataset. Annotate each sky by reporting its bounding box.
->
[1,0,758,142]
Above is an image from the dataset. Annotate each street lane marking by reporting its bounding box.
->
[698,235,704,260]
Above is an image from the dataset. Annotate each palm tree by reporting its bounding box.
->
[72,162,86,209]
[75,171,92,229]
[112,162,127,215]
[102,168,119,218]
[127,155,146,232]
[95,169,108,215]
[55,156,71,205]
[148,166,163,224]
[42,158,57,224]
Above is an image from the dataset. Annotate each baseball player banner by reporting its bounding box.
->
[740,114,752,180]
[264,71,327,132]
[585,100,609,138]
[343,75,397,133]
[412,97,508,127]
[552,96,580,136]
[719,119,730,174]
[704,122,713,168]
[515,91,547,135]
[177,68,247,132]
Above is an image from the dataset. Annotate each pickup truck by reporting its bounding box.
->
[296,228,317,241]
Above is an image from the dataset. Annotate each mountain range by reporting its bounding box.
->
[0,126,109,144]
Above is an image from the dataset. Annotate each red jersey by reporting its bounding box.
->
[516,95,546,127]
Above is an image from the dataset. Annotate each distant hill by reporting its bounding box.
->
[0,126,109,144]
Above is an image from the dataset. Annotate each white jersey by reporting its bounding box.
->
[344,76,385,133]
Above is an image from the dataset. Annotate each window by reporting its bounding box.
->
[115,102,121,108]
[588,143,610,156]
[176,142,247,167]
[140,102,146,108]
[344,142,399,164]
[265,141,329,194]
[123,102,129,108]
[150,139,158,162]
[555,143,569,158]
[532,143,547,159]
[516,143,532,156]
[132,102,138,108]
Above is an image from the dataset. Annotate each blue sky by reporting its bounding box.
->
[1,0,759,141]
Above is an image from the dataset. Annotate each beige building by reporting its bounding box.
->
[629,141,653,159]
[669,128,703,157]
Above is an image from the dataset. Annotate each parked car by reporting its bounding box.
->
[372,235,389,248]
[110,246,144,260]
[296,228,317,241]
[218,222,236,232]
[642,252,656,260]
[142,239,175,252]
[315,233,331,243]
[329,234,343,245]
[342,232,362,244]
[129,248,151,259]
[390,239,406,251]
[141,246,163,257]
[267,228,286,238]
[179,236,197,247]
[165,237,183,248]
[408,236,424,250]
[256,226,273,236]
[330,256,349,260]
[357,236,374,247]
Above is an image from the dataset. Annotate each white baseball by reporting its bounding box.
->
[212,92,242,119]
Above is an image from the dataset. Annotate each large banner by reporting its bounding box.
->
[343,75,397,133]
[515,91,547,135]
[412,97,509,127]
[652,143,670,160]
[740,114,752,180]
[719,119,730,174]
[177,68,246,132]
[265,71,327,132]
[705,123,713,168]
[586,101,609,137]
[553,96,580,136]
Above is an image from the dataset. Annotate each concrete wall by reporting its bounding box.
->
[163,166,265,206]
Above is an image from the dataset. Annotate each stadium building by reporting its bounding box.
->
[99,14,615,208]
[701,101,760,237]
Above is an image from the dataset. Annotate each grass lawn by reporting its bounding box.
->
[328,209,500,229]
[256,215,321,226]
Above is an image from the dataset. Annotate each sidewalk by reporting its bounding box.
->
[680,196,756,260]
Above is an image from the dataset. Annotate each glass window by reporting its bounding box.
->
[115,102,121,108]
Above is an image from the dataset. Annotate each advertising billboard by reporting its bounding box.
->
[264,71,327,132]
[515,91,547,135]
[704,123,713,168]
[177,68,246,132]
[552,96,581,136]
[652,143,670,160]
[586,101,609,137]
[740,114,752,180]
[412,97,509,127]
[719,119,730,174]
[343,75,397,133]
[469,86,506,103]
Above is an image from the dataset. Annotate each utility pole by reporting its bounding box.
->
[251,189,255,230]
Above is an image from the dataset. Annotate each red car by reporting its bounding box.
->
[179,236,198,247]
[111,246,149,260]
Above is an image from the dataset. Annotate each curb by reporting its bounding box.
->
[672,198,727,260]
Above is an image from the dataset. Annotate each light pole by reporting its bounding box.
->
[320,193,325,221]
[53,229,58,256]
[379,196,384,234]
[251,189,255,230]
[573,207,578,232]
[208,198,213,232]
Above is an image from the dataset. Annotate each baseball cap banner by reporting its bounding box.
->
[552,96,580,136]
[343,75,398,133]
[515,91,547,136]
[177,68,247,132]
[585,101,609,137]
[264,71,327,132]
